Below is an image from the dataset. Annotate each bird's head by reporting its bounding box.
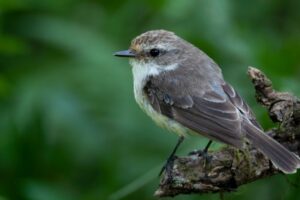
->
[114,30,190,67]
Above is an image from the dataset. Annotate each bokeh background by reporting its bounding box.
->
[1,0,300,200]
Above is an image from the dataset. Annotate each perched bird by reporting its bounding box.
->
[114,30,300,174]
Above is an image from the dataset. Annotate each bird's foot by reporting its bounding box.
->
[159,155,178,182]
[189,149,212,175]
[159,136,184,180]
[189,149,212,162]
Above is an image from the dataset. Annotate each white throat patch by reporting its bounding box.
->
[130,60,178,101]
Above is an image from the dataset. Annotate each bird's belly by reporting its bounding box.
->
[134,89,189,136]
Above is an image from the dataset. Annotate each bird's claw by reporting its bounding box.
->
[159,155,177,178]
[189,149,212,173]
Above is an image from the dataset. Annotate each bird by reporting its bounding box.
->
[114,29,300,174]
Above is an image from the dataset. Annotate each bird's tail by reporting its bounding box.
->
[243,120,300,174]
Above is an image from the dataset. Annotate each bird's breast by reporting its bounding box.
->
[134,87,188,136]
[131,61,189,136]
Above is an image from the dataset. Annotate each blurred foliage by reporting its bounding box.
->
[0,0,300,200]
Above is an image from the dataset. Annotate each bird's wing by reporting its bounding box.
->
[144,72,259,148]
[221,83,262,130]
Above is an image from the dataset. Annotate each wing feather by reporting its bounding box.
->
[144,77,248,148]
[222,83,262,130]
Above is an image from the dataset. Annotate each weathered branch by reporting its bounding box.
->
[155,67,300,197]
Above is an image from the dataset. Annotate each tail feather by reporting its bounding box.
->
[243,120,300,174]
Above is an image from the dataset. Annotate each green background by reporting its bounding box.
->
[1,0,300,200]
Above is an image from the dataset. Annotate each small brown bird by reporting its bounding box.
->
[114,30,300,174]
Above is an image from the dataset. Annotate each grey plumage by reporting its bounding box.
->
[115,29,300,174]
[144,70,300,173]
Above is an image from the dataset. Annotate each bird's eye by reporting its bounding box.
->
[149,48,160,57]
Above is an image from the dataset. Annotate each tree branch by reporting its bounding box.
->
[155,67,300,197]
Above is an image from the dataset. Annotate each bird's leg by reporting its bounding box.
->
[203,140,213,153]
[189,140,213,156]
[159,136,184,177]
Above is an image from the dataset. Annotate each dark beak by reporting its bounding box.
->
[114,50,136,58]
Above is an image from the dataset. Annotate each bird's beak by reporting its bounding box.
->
[114,50,136,58]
